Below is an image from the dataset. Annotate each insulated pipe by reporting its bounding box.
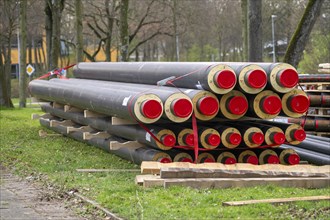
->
[216,152,237,164]
[41,104,176,151]
[29,80,164,124]
[73,62,237,94]
[237,150,259,165]
[246,90,282,119]
[287,118,330,132]
[236,121,285,147]
[306,134,330,142]
[257,149,280,165]
[307,93,330,107]
[210,124,242,149]
[293,139,330,155]
[218,90,249,120]
[280,144,330,165]
[49,78,194,123]
[167,150,194,163]
[198,126,221,149]
[223,122,264,148]
[299,74,330,82]
[40,117,173,164]
[221,62,268,94]
[281,89,310,118]
[273,148,300,165]
[255,62,299,93]
[197,152,216,163]
[174,127,194,147]
[260,120,306,144]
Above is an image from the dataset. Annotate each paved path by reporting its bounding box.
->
[0,167,84,220]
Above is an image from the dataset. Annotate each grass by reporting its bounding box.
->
[1,106,330,219]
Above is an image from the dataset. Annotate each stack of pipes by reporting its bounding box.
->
[30,62,322,165]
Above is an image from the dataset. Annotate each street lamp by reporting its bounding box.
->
[271,15,277,63]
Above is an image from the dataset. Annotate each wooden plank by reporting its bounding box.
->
[135,174,159,185]
[163,177,330,189]
[50,119,75,127]
[318,69,330,74]
[160,167,329,179]
[38,130,62,137]
[83,131,111,140]
[84,110,106,118]
[111,117,138,125]
[141,162,330,176]
[53,102,64,109]
[223,195,330,206]
[76,169,140,173]
[31,113,51,120]
[109,140,144,150]
[64,105,83,113]
[319,63,330,69]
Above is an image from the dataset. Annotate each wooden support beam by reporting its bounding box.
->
[109,141,144,150]
[159,167,329,179]
[83,131,110,140]
[223,195,330,206]
[162,177,330,189]
[64,105,83,113]
[53,102,64,109]
[111,117,138,125]
[84,110,106,118]
[38,130,62,137]
[31,113,52,120]
[50,120,75,128]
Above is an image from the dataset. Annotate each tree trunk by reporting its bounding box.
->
[119,0,129,61]
[45,1,52,70]
[248,0,263,62]
[241,0,248,61]
[75,0,83,62]
[105,0,116,62]
[50,0,64,70]
[19,0,27,108]
[283,0,324,68]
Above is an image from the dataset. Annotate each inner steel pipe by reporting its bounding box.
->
[29,80,163,124]
[73,62,238,94]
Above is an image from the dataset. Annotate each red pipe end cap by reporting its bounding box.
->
[228,133,242,145]
[251,132,264,145]
[172,99,193,118]
[161,134,176,147]
[247,70,267,88]
[207,134,221,146]
[273,132,286,145]
[198,96,219,116]
[267,155,280,164]
[246,155,259,165]
[141,100,162,119]
[160,158,172,163]
[288,154,300,165]
[224,157,236,165]
[184,134,194,146]
[278,69,299,88]
[289,95,310,113]
[181,158,193,163]
[204,158,215,163]
[262,96,282,114]
[215,70,236,89]
[228,96,248,115]
[293,129,306,141]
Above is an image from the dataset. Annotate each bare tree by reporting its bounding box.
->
[248,0,263,61]
[119,0,129,61]
[19,0,27,108]
[0,0,16,108]
[75,0,83,62]
[284,0,324,67]
[241,0,248,61]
